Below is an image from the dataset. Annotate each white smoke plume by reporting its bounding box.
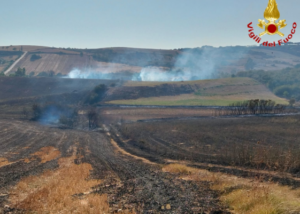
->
[68,69,110,79]
[66,46,248,81]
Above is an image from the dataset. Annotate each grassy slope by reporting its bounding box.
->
[108,78,288,106]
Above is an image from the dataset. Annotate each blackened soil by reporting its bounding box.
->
[0,120,228,213]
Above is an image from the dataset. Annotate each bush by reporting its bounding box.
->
[32,104,42,120]
[87,108,98,129]
[30,54,42,61]
[37,71,48,77]
[15,67,26,77]
[37,70,55,77]
[85,84,107,105]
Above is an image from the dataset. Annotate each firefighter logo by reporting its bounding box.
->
[257,0,287,37]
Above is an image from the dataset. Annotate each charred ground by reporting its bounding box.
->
[0,76,299,213]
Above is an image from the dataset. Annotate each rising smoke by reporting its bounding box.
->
[67,47,248,81]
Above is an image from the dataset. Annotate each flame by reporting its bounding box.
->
[264,0,280,21]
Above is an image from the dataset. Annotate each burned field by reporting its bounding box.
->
[0,78,231,213]
[115,116,300,180]
[0,120,228,213]
[1,77,300,213]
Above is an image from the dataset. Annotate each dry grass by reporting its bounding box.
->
[9,146,109,214]
[163,164,300,214]
[0,157,10,167]
[107,93,287,106]
[110,138,154,165]
[30,146,61,163]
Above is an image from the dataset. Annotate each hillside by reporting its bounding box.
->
[2,44,300,78]
[106,77,287,106]
[0,77,118,102]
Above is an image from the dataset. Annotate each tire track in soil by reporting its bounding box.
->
[0,120,228,213]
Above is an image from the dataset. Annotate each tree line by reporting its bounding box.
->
[236,66,300,101]
[213,99,296,116]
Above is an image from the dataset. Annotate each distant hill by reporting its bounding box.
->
[1,43,300,77]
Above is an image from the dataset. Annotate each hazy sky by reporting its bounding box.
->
[1,0,299,49]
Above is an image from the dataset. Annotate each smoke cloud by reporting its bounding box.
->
[66,47,248,82]
[39,105,62,125]
[68,69,112,79]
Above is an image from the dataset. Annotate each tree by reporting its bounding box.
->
[85,84,107,104]
[245,58,255,70]
[48,70,55,77]
[32,104,42,120]
[283,91,289,98]
[87,108,98,129]
[289,98,296,106]
[15,67,26,76]
[30,54,42,61]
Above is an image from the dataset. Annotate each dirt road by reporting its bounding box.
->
[4,52,28,75]
[0,120,227,213]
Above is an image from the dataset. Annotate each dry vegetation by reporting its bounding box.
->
[9,146,109,214]
[30,146,61,163]
[0,158,10,168]
[163,164,300,214]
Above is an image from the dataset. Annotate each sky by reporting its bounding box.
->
[0,0,299,49]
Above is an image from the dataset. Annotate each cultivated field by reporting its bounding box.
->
[12,54,141,75]
[108,78,288,106]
